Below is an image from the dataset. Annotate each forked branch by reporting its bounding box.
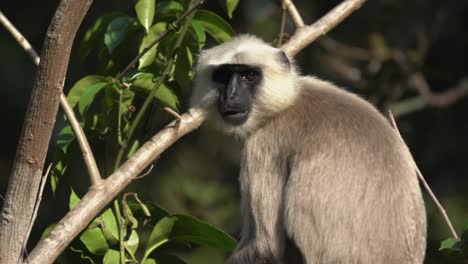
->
[281,0,367,56]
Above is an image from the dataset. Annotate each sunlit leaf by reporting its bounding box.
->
[69,188,81,210]
[80,228,109,255]
[190,20,206,49]
[100,208,119,244]
[104,16,138,54]
[142,259,156,264]
[67,75,109,109]
[219,0,239,18]
[143,214,237,259]
[139,22,168,69]
[135,0,155,32]
[440,238,461,251]
[78,82,108,117]
[102,249,120,264]
[125,230,140,254]
[131,73,180,110]
[194,10,235,43]
[40,223,56,240]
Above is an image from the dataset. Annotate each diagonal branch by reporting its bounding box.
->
[388,111,458,239]
[26,109,206,264]
[0,11,101,187]
[281,0,367,56]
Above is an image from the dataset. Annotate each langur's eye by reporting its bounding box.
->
[241,70,259,82]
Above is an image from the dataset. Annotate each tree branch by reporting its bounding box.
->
[25,1,365,262]
[26,109,206,264]
[0,11,102,186]
[281,0,367,57]
[409,73,468,107]
[0,1,93,263]
[388,111,458,239]
[283,0,304,28]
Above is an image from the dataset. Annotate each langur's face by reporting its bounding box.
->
[211,64,262,126]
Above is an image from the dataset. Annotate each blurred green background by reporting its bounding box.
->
[1,0,468,263]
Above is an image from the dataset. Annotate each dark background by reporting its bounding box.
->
[1,0,467,263]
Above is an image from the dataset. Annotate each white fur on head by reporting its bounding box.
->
[190,35,301,137]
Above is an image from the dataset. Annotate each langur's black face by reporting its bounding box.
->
[212,64,262,126]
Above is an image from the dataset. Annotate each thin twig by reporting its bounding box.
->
[0,11,102,186]
[281,0,367,56]
[276,0,287,47]
[409,73,468,107]
[21,163,53,264]
[60,94,102,185]
[283,0,304,28]
[388,111,459,239]
[164,107,182,128]
[134,164,154,179]
[0,11,40,65]
[116,0,204,80]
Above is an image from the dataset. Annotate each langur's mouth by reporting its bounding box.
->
[221,110,248,117]
[219,109,249,125]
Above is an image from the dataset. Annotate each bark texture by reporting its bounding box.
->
[0,1,93,263]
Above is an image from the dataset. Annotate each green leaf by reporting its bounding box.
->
[190,20,206,49]
[78,82,108,117]
[156,1,184,20]
[79,13,121,60]
[56,125,74,152]
[102,249,120,264]
[40,223,56,240]
[80,228,109,255]
[194,10,235,43]
[139,22,168,69]
[51,126,75,193]
[440,238,461,251]
[125,230,140,254]
[221,0,239,18]
[67,75,109,109]
[174,46,193,91]
[142,259,156,264]
[104,16,138,54]
[143,214,237,259]
[126,140,140,158]
[69,188,81,210]
[131,73,180,110]
[135,0,156,32]
[100,208,119,244]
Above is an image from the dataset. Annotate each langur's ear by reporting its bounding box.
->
[278,50,291,70]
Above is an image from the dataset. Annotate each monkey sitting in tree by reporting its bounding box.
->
[190,35,426,264]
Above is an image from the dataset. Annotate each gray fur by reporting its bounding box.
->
[191,35,426,264]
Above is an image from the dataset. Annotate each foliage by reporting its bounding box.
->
[46,0,238,262]
[440,225,468,262]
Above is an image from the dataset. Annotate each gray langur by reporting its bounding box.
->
[190,35,426,264]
